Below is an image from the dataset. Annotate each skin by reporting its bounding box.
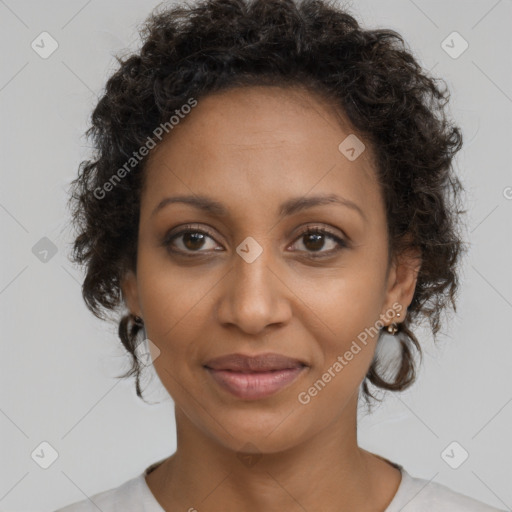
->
[121,85,421,511]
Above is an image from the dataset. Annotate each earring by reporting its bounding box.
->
[131,314,148,344]
[132,314,144,325]
[386,311,401,335]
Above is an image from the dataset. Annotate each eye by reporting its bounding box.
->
[289,226,347,258]
[163,224,221,255]
[163,224,348,258]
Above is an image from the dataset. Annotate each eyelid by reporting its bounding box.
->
[289,225,348,257]
[292,224,347,244]
[165,223,216,237]
[163,223,220,249]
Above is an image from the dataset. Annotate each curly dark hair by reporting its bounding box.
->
[67,0,466,408]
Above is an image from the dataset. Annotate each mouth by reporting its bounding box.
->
[203,352,308,400]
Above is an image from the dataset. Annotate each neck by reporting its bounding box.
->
[146,397,401,511]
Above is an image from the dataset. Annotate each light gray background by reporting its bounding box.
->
[1,0,511,510]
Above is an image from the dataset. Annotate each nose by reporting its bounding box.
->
[215,244,293,335]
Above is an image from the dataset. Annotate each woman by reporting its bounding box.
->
[56,0,505,510]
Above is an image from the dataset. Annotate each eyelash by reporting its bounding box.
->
[163,223,348,259]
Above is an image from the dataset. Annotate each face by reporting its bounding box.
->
[122,85,419,454]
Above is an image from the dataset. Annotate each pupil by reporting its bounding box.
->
[305,233,324,251]
[184,232,205,250]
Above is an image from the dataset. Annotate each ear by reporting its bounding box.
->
[120,270,142,317]
[382,246,422,319]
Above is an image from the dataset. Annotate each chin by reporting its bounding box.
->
[208,412,311,455]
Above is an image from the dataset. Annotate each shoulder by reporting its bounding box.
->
[392,469,507,512]
[53,474,145,512]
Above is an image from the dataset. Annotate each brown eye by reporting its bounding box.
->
[181,232,208,251]
[162,224,347,258]
[302,232,326,251]
[290,227,347,258]
[163,225,221,254]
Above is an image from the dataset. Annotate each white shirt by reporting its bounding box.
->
[54,458,506,511]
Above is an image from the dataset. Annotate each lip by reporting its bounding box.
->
[205,367,307,400]
[203,353,308,400]
[204,352,307,372]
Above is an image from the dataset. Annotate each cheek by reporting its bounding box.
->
[296,262,387,387]
[135,255,212,376]
[137,245,215,333]
[303,263,387,341]
[295,283,382,416]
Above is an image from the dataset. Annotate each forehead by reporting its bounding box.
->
[141,85,381,221]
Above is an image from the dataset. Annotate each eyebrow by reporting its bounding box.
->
[151,193,366,221]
